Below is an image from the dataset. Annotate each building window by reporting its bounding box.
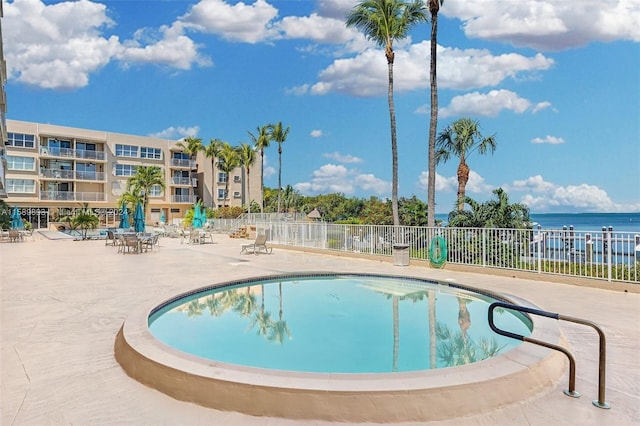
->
[7,132,36,149]
[218,172,228,183]
[140,147,162,159]
[7,179,36,193]
[115,164,138,176]
[173,152,189,160]
[6,155,36,171]
[148,185,163,197]
[233,175,241,183]
[233,191,241,198]
[115,144,139,158]
[217,189,226,200]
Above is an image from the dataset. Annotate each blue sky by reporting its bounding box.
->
[4,0,639,214]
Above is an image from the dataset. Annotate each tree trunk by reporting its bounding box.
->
[427,6,439,227]
[260,150,265,213]
[277,145,282,214]
[387,54,400,227]
[457,158,469,211]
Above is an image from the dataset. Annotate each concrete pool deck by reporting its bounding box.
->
[2,233,639,425]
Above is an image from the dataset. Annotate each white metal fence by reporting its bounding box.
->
[213,218,639,284]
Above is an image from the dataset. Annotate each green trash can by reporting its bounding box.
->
[392,244,410,266]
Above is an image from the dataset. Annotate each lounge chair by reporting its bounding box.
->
[240,234,272,255]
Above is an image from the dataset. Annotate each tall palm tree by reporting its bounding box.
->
[175,136,203,203]
[426,0,443,227]
[247,125,271,213]
[347,0,427,227]
[125,166,166,216]
[268,121,290,213]
[216,142,241,207]
[436,117,497,211]
[203,138,224,208]
[237,143,257,214]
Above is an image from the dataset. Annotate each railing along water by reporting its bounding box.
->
[218,219,639,283]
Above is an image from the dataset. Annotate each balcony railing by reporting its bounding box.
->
[40,169,105,181]
[40,191,107,202]
[171,194,195,203]
[170,158,196,169]
[171,176,191,185]
[40,147,106,161]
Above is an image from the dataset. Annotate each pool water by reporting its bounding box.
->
[149,275,532,373]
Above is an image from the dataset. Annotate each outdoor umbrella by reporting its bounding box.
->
[10,206,21,229]
[133,201,145,233]
[192,203,204,229]
[119,206,130,229]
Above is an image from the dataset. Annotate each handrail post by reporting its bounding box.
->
[488,302,610,409]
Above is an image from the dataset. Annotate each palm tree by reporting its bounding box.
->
[125,166,166,216]
[216,143,241,207]
[268,121,290,213]
[175,136,203,203]
[426,0,443,227]
[237,143,257,214]
[484,188,531,229]
[347,0,427,227]
[71,205,100,240]
[436,117,497,211]
[203,138,224,208]
[247,125,271,213]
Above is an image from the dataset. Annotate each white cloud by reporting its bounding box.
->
[310,129,324,138]
[531,135,565,144]
[264,166,276,179]
[532,101,553,113]
[306,42,553,97]
[322,152,363,163]
[278,13,355,44]
[417,170,491,194]
[4,0,210,90]
[117,23,212,69]
[4,0,120,89]
[443,0,640,51]
[294,163,390,195]
[149,126,200,139]
[507,175,640,212]
[180,0,279,43]
[438,89,540,118]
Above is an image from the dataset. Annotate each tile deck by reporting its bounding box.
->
[2,232,639,425]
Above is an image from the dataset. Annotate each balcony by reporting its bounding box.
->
[40,147,106,161]
[40,191,107,202]
[171,176,191,186]
[170,158,196,169]
[40,169,105,181]
[171,194,195,203]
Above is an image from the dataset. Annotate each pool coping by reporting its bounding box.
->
[115,272,567,422]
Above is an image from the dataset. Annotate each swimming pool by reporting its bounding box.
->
[148,274,532,373]
[116,272,565,422]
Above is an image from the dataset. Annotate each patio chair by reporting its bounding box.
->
[142,234,160,252]
[240,234,272,255]
[105,230,118,246]
[8,229,22,242]
[121,235,140,254]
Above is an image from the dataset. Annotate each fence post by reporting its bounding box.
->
[537,225,542,274]
[607,226,613,282]
[482,228,487,267]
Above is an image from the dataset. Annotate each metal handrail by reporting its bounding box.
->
[488,302,610,409]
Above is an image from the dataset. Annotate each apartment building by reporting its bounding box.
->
[4,119,262,229]
[0,2,8,199]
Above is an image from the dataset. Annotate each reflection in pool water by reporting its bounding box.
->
[149,275,532,373]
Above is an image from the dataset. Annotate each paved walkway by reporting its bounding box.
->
[2,233,639,425]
